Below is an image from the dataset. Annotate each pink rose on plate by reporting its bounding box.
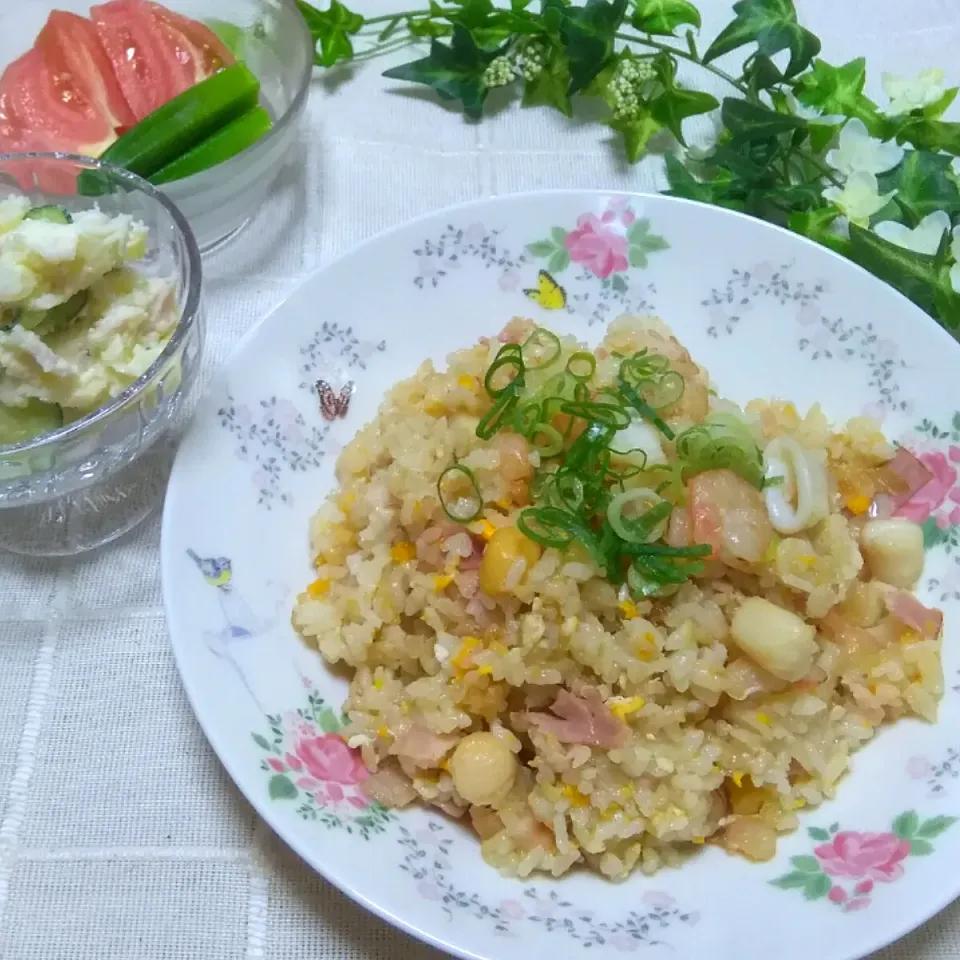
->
[610,934,637,952]
[828,886,848,904]
[814,831,910,883]
[418,881,441,901]
[906,756,932,780]
[844,897,872,912]
[500,899,525,920]
[267,757,285,773]
[895,451,957,524]
[564,213,629,279]
[642,891,676,910]
[499,270,520,292]
[294,733,368,785]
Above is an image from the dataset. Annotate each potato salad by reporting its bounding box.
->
[0,196,177,445]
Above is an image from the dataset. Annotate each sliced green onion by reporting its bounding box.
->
[642,370,685,409]
[476,392,518,440]
[566,352,596,381]
[674,411,764,488]
[521,327,562,369]
[617,376,675,440]
[517,506,577,549]
[437,464,483,523]
[528,423,565,458]
[607,489,672,544]
[552,471,586,512]
[513,400,543,436]
[560,400,631,429]
[485,344,525,397]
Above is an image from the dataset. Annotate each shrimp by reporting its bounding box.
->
[689,469,773,564]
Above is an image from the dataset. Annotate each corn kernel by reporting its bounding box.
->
[732,771,745,788]
[608,696,646,719]
[619,600,639,620]
[793,798,807,809]
[494,498,512,511]
[391,541,417,563]
[561,784,590,807]
[457,375,475,389]
[477,664,493,676]
[307,578,330,598]
[900,629,921,644]
[372,677,384,690]
[692,836,705,845]
[376,724,390,739]
[489,640,508,656]
[756,713,771,726]
[845,493,872,516]
[471,518,497,541]
[452,636,482,670]
[783,402,798,418]
[797,555,817,568]
[425,401,445,416]
[601,803,621,820]
[619,784,635,800]
[434,573,455,591]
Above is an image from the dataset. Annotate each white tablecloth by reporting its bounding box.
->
[2,1,959,956]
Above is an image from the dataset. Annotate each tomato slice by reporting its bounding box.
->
[36,10,136,133]
[0,48,117,157]
[91,0,186,122]
[146,1,235,82]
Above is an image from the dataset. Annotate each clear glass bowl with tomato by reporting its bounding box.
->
[0,0,314,252]
[0,153,204,556]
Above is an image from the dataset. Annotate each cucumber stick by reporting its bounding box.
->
[93,63,260,182]
[150,106,272,185]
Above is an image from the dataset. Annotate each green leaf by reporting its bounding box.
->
[547,0,629,94]
[794,58,883,132]
[807,826,830,841]
[894,118,960,155]
[910,838,935,856]
[663,153,719,203]
[629,245,648,267]
[527,239,557,256]
[446,0,539,47]
[548,248,571,273]
[704,0,820,79]
[877,150,960,225]
[770,871,810,890]
[407,16,453,38]
[649,60,719,145]
[722,97,806,144]
[788,207,850,256]
[268,773,298,800]
[609,111,663,163]
[791,855,821,872]
[849,224,942,317]
[919,815,958,838]
[923,88,959,120]
[631,0,701,35]
[803,873,832,900]
[318,708,340,734]
[383,25,505,120]
[893,810,921,840]
[252,733,273,752]
[522,46,574,116]
[627,218,670,253]
[922,515,952,548]
[742,53,782,96]
[551,226,568,245]
[296,0,364,68]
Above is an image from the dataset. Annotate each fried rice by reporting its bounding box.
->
[292,314,944,881]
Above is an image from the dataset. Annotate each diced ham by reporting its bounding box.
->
[886,448,935,510]
[390,725,459,768]
[361,762,418,809]
[886,590,943,639]
[498,317,534,344]
[525,688,626,749]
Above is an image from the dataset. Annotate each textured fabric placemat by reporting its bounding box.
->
[2,1,960,956]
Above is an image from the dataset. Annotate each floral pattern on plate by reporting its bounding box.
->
[399,822,698,948]
[253,682,394,839]
[771,813,957,911]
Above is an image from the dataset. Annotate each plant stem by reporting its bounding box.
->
[615,31,750,97]
[801,151,843,188]
[360,9,429,27]
[353,38,414,62]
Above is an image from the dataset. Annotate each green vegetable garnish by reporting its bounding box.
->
[674,411,765,488]
[437,463,483,523]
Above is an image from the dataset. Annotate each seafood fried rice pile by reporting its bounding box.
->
[293,315,944,881]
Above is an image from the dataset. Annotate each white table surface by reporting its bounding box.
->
[2,2,959,957]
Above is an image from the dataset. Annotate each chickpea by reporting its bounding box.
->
[448,732,518,806]
[861,518,925,589]
[836,580,889,628]
[730,597,818,682]
[479,526,542,596]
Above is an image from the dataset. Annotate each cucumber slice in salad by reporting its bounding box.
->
[23,204,73,225]
[0,399,63,447]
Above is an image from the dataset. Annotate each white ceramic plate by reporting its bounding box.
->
[162,191,960,960]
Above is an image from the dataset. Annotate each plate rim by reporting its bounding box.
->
[161,188,960,960]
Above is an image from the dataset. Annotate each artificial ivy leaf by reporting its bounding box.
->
[610,111,663,162]
[923,88,959,120]
[722,97,806,144]
[407,17,454,38]
[849,223,941,317]
[382,25,505,119]
[742,53,782,97]
[651,88,719,144]
[704,0,820,79]
[522,43,573,116]
[631,0,701,36]
[877,150,960,224]
[664,154,714,201]
[446,0,540,46]
[787,207,850,255]
[934,279,960,331]
[296,0,364,67]
[893,118,960,155]
[545,0,629,94]
[794,58,883,133]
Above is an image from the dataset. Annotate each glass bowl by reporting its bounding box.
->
[0,0,314,253]
[0,153,204,556]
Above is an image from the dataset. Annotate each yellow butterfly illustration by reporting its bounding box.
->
[524,269,567,310]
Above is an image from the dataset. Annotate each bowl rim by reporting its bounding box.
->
[0,151,203,457]
[158,0,315,195]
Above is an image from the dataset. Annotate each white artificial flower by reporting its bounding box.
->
[882,69,946,115]
[826,118,904,176]
[951,157,960,179]
[785,93,844,125]
[874,211,951,255]
[822,172,895,226]
[685,110,724,161]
